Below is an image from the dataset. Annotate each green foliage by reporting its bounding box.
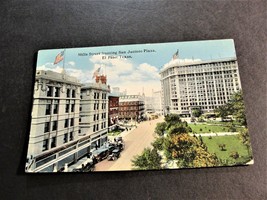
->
[154,122,167,136]
[216,91,247,126]
[167,122,192,136]
[218,144,226,151]
[192,108,202,118]
[238,128,252,156]
[152,137,165,151]
[164,114,182,129]
[132,148,162,170]
[230,151,239,159]
[164,133,219,168]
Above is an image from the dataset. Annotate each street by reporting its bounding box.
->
[95,117,164,171]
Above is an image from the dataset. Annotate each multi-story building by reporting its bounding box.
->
[108,94,119,127]
[152,90,163,115]
[26,70,81,172]
[160,58,242,117]
[79,75,110,150]
[119,95,145,120]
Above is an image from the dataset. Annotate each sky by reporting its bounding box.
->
[36,39,236,96]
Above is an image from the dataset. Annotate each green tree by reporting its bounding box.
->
[164,133,219,168]
[132,148,162,170]
[167,122,192,136]
[154,122,167,136]
[192,108,202,118]
[238,128,252,157]
[216,91,247,126]
[164,114,182,129]
[152,137,165,151]
[229,91,247,126]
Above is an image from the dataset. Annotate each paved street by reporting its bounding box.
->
[95,117,164,171]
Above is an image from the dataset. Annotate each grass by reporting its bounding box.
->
[108,130,122,136]
[188,123,243,133]
[202,135,251,164]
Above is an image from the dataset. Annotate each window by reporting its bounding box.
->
[72,90,76,98]
[51,137,56,148]
[64,119,68,128]
[93,125,96,132]
[45,104,51,115]
[71,103,75,112]
[47,86,53,97]
[44,122,50,133]
[66,89,70,98]
[79,117,81,122]
[70,118,74,126]
[65,100,70,113]
[42,139,48,151]
[63,133,68,143]
[53,101,59,114]
[55,87,60,97]
[52,121,57,131]
[70,132,74,141]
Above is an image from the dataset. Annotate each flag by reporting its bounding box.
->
[92,67,101,79]
[54,51,64,64]
[172,50,179,60]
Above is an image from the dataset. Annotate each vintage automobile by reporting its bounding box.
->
[107,149,121,161]
[92,148,109,162]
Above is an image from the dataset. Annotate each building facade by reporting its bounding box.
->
[26,70,81,172]
[119,95,145,120]
[108,94,119,127]
[160,58,242,117]
[152,90,163,115]
[79,75,110,150]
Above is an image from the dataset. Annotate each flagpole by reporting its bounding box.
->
[63,49,66,71]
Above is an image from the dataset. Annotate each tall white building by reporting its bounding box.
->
[152,90,163,115]
[160,58,242,117]
[80,79,109,150]
[27,70,81,172]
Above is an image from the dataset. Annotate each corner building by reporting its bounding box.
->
[160,58,242,116]
[27,70,81,172]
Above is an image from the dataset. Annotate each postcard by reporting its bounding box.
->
[25,39,253,172]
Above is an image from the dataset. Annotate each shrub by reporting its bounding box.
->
[230,151,239,159]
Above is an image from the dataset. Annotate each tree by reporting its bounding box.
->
[238,128,252,157]
[167,122,192,136]
[216,91,247,126]
[152,137,165,151]
[192,108,202,118]
[164,114,182,129]
[164,133,219,168]
[229,91,247,126]
[132,148,162,170]
[154,122,167,136]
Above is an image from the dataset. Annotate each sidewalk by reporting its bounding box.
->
[189,132,239,137]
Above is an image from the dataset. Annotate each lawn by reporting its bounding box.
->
[108,130,122,136]
[188,123,243,133]
[202,135,251,164]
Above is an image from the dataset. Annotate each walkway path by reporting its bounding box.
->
[189,132,239,137]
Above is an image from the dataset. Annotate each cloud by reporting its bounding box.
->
[89,56,161,95]
[68,61,75,67]
[37,62,92,83]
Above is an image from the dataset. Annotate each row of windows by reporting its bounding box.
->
[93,113,107,121]
[44,118,75,133]
[42,131,74,151]
[47,86,76,98]
[93,122,106,132]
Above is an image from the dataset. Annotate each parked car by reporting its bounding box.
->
[107,149,121,161]
[92,148,109,162]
